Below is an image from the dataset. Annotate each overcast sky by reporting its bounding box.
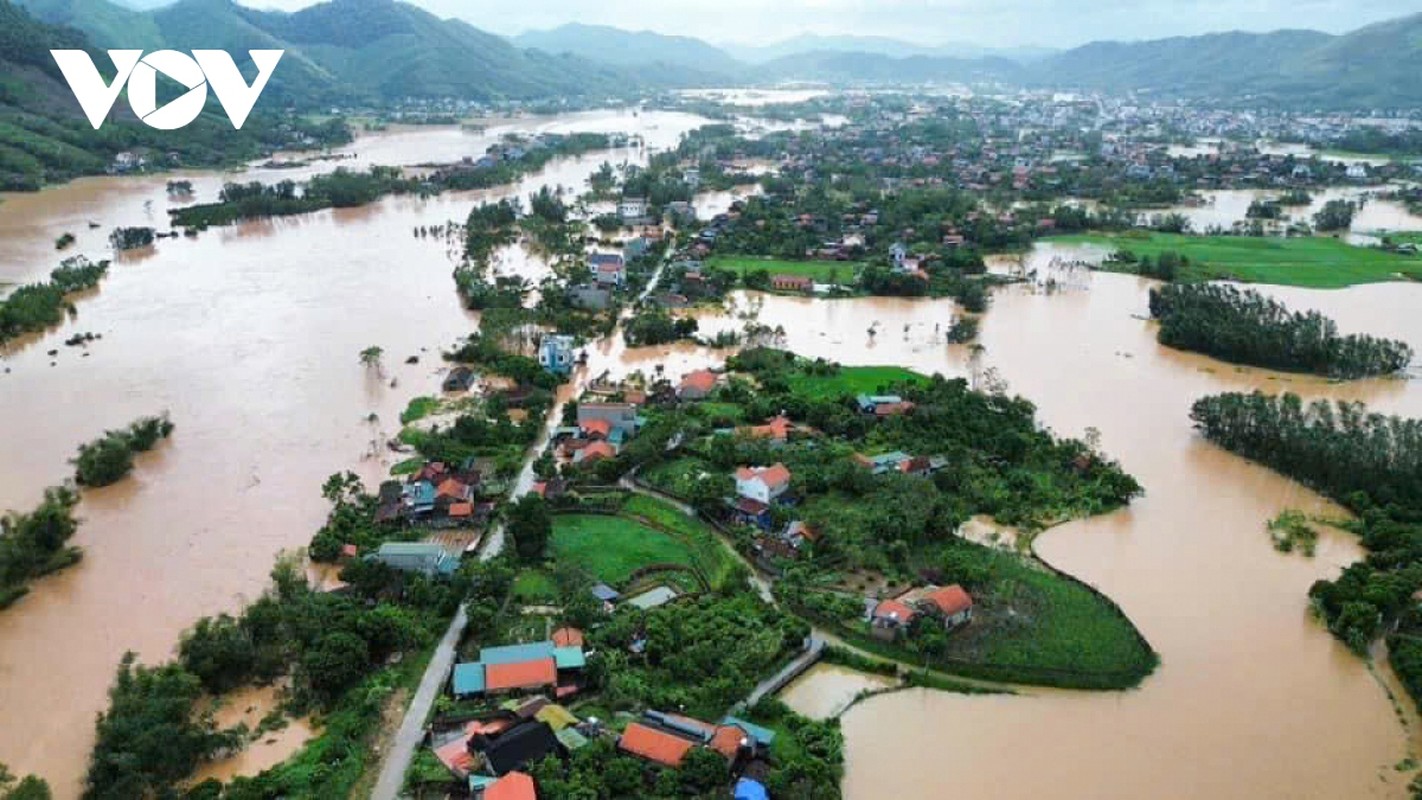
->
[229,0,1414,48]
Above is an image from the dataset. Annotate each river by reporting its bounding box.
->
[4,110,1422,800]
[0,108,710,796]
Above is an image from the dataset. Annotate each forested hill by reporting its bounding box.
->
[0,0,350,191]
[14,0,649,104]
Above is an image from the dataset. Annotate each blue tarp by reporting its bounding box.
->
[734,778,769,800]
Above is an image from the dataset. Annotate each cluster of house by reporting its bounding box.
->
[867,584,976,641]
[374,460,493,529]
[433,693,592,797]
[552,401,643,466]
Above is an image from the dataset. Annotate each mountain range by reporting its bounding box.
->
[8,0,1422,116]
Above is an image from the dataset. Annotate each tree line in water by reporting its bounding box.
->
[0,256,108,344]
[1150,283,1413,379]
[1189,391,1422,705]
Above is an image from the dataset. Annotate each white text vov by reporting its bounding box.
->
[50,49,284,131]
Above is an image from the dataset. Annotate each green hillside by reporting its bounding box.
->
[0,0,350,190]
[16,0,646,104]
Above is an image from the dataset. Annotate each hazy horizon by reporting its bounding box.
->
[118,0,1414,50]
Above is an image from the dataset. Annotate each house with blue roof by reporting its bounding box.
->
[402,480,437,515]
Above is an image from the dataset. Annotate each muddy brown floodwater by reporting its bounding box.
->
[718,245,1422,799]
[0,109,708,797]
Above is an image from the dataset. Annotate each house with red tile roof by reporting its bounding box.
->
[677,369,719,400]
[733,463,791,505]
[580,418,612,440]
[869,598,918,641]
[618,722,695,767]
[617,711,747,768]
[918,584,974,628]
[573,440,617,464]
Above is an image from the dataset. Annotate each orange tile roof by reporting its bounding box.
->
[485,771,536,800]
[873,599,917,623]
[449,502,474,518]
[466,717,513,737]
[551,627,584,647]
[735,463,791,488]
[680,370,718,393]
[759,463,791,488]
[434,736,475,777]
[619,723,695,767]
[581,418,612,438]
[438,478,467,499]
[484,659,557,692]
[580,441,616,462]
[747,415,792,441]
[925,584,974,616]
[709,725,744,759]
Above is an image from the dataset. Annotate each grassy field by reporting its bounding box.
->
[707,256,862,283]
[512,569,558,604]
[621,495,738,588]
[787,365,926,400]
[550,513,697,585]
[1053,232,1422,289]
[930,543,1156,681]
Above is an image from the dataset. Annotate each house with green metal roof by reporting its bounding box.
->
[553,647,586,670]
[720,715,777,751]
[452,663,486,697]
[479,641,556,665]
[372,542,458,576]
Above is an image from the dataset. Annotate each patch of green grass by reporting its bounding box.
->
[551,514,697,585]
[621,494,737,587]
[1053,232,1422,289]
[640,457,715,498]
[787,365,926,401]
[390,457,423,476]
[400,396,441,425]
[512,569,559,603]
[696,401,746,424]
[708,256,861,283]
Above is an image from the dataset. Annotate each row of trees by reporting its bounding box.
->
[1149,283,1413,378]
[1189,392,1422,665]
[0,486,81,610]
[0,256,109,343]
[73,415,175,487]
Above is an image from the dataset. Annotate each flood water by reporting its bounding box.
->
[718,247,1421,800]
[778,664,899,720]
[0,109,707,796]
[1161,186,1422,236]
[4,109,1422,800]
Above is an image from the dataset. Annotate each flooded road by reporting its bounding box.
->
[0,109,707,796]
[712,248,1422,799]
